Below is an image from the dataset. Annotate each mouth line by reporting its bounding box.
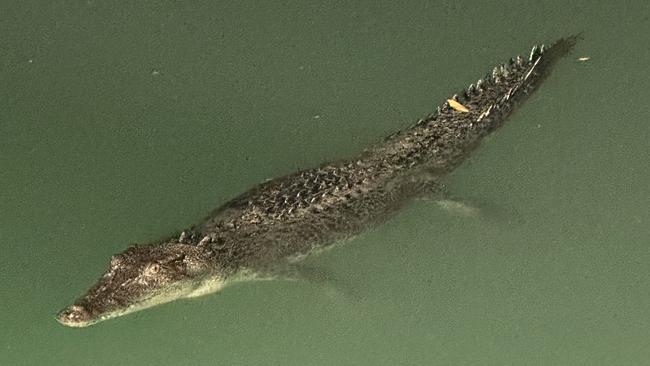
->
[56,277,213,327]
[56,305,123,328]
[56,315,98,328]
[56,300,117,328]
[56,291,170,328]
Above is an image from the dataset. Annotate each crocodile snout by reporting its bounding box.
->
[56,304,92,327]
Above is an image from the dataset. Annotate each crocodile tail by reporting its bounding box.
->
[477,34,579,125]
[368,35,580,173]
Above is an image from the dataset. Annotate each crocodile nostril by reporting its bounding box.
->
[57,304,91,324]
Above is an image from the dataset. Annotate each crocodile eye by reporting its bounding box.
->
[144,262,161,276]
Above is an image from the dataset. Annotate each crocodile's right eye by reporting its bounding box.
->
[144,262,161,276]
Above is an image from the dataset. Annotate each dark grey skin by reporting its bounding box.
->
[57,36,578,327]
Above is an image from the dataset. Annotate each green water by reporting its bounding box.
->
[1,1,649,365]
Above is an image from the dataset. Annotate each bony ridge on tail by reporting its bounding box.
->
[57,36,579,327]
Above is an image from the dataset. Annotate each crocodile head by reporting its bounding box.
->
[57,241,220,327]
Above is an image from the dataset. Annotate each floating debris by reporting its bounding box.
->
[447,99,470,113]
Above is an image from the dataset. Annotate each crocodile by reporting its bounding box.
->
[57,36,578,327]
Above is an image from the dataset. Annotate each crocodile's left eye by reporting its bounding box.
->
[144,262,161,276]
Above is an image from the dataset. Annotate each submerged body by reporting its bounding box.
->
[58,37,577,327]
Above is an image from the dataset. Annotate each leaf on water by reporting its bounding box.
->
[447,99,470,113]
